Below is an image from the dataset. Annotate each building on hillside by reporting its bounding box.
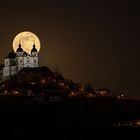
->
[96,88,111,97]
[2,43,38,81]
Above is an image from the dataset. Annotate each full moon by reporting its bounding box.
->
[13,31,41,54]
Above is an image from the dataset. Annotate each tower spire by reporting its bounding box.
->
[18,39,21,48]
[16,38,23,53]
[31,39,37,53]
[33,39,36,48]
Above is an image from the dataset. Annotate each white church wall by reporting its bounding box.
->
[17,57,24,71]
[24,56,34,67]
[2,47,39,80]
[33,57,38,67]
[4,59,10,67]
[3,67,10,77]
[11,66,17,75]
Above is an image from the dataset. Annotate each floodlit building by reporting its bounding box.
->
[2,43,38,80]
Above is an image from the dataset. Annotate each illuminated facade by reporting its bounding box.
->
[2,43,38,80]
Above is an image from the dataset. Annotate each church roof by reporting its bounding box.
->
[6,52,16,59]
[31,44,37,52]
[16,44,23,52]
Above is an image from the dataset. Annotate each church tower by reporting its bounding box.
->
[23,43,38,68]
[31,44,38,67]
[16,43,24,71]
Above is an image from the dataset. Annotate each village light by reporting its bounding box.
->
[31,82,36,85]
[121,94,124,97]
[61,83,64,86]
[14,91,19,94]
[80,88,84,91]
[136,120,140,126]
[89,93,92,96]
[71,92,74,95]
[41,79,46,84]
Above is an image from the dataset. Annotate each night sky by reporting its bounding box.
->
[0,0,140,98]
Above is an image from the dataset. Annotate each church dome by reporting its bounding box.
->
[31,44,37,52]
[16,44,23,52]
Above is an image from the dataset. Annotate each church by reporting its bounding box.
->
[2,42,38,80]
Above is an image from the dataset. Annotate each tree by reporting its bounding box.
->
[84,83,94,93]
[53,66,61,76]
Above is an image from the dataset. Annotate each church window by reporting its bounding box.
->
[27,60,30,63]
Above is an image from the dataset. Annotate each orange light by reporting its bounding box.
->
[71,92,74,95]
[41,79,46,84]
[69,91,76,97]
[80,88,84,91]
[31,82,36,85]
[136,120,140,125]
[121,94,124,97]
[14,91,19,94]
[89,93,92,96]
[61,83,64,86]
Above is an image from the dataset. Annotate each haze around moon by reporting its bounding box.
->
[13,31,41,54]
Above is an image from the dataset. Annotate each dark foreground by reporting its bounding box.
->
[0,96,140,138]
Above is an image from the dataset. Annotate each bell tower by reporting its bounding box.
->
[16,42,24,71]
[31,44,38,67]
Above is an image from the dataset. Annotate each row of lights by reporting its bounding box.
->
[116,120,140,127]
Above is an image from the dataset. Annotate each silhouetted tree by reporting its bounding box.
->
[84,83,94,93]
